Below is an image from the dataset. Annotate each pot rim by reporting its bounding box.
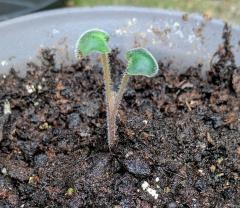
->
[0,6,236,28]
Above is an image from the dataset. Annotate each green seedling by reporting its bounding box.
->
[76,29,159,149]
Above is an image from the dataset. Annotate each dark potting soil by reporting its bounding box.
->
[0,24,239,208]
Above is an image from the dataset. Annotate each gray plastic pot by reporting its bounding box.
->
[0,0,64,21]
[0,6,240,75]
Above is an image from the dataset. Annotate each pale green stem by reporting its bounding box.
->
[100,53,112,100]
[116,73,130,111]
[100,53,116,149]
[100,54,130,149]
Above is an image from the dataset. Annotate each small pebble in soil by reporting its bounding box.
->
[25,84,35,94]
[39,122,51,130]
[168,202,178,208]
[211,115,225,129]
[90,154,111,178]
[221,188,236,200]
[141,181,158,200]
[34,154,48,167]
[78,101,100,117]
[210,165,216,173]
[18,141,38,161]
[67,113,81,129]
[194,179,207,192]
[164,187,171,193]
[60,88,74,99]
[141,181,149,190]
[124,88,136,100]
[37,84,43,92]
[146,187,158,199]
[3,100,11,115]
[124,156,151,177]
[51,66,60,73]
[28,175,39,185]
[30,114,40,124]
[65,187,76,196]
[143,120,148,125]
[33,101,39,106]
[8,164,33,182]
[1,167,7,175]
[198,169,205,176]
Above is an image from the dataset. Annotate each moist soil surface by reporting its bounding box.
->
[0,25,239,208]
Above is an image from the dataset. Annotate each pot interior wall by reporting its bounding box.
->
[0,7,240,75]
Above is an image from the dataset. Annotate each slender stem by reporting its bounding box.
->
[100,53,117,149]
[116,73,130,110]
[100,53,112,99]
[107,97,117,149]
[100,54,130,150]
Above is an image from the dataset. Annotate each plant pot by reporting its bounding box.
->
[0,7,239,207]
[0,7,239,75]
[0,0,64,21]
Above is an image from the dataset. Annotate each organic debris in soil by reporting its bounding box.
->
[0,24,239,207]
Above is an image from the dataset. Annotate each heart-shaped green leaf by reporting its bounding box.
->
[126,48,159,77]
[75,29,110,58]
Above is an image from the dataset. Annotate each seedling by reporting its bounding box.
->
[75,29,159,149]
